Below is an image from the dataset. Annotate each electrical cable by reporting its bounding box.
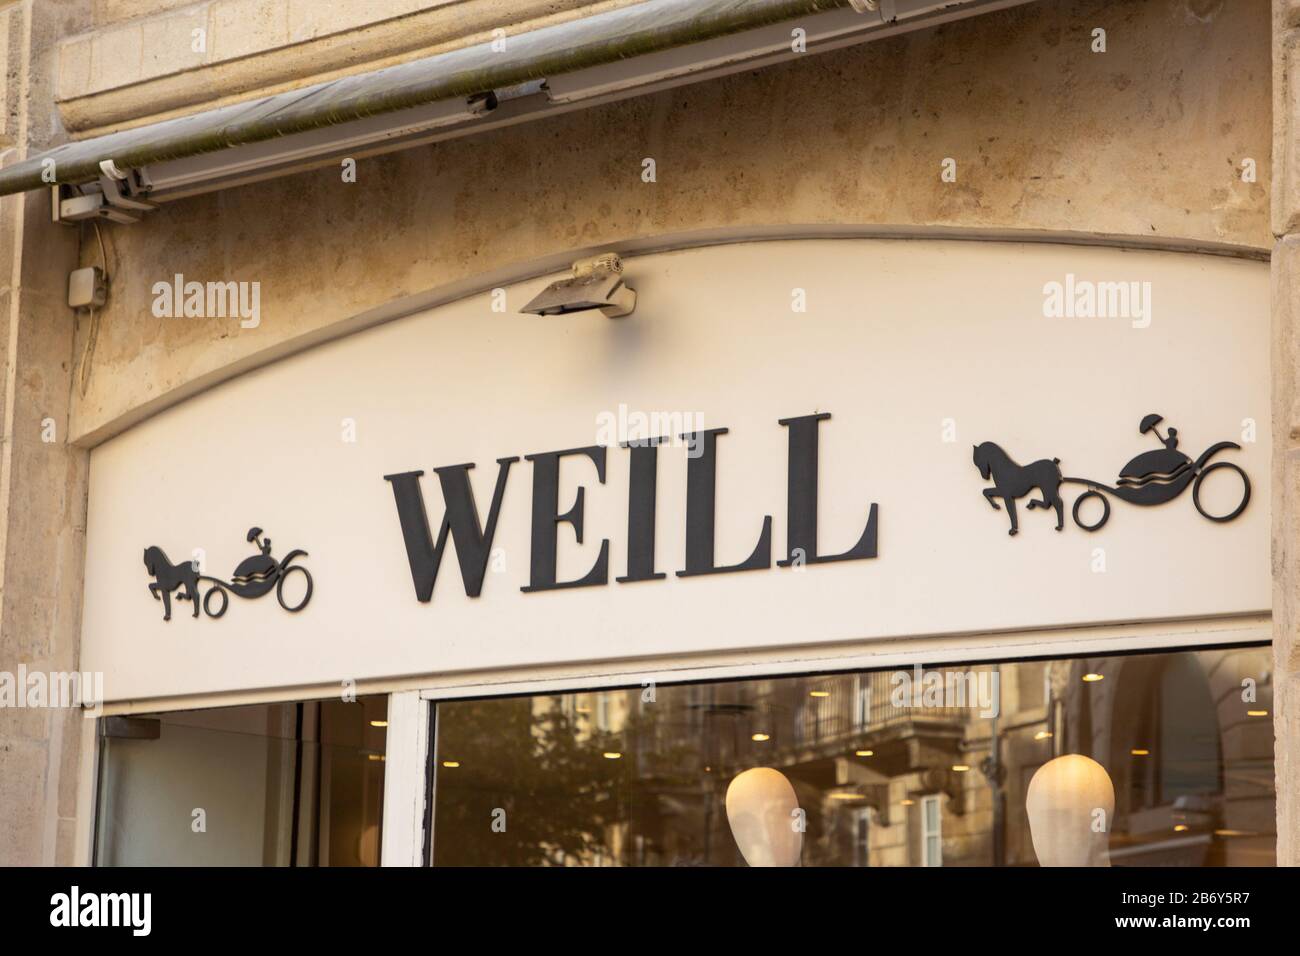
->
[77,218,110,396]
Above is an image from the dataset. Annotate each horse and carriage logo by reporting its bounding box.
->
[143,526,313,620]
[973,413,1250,535]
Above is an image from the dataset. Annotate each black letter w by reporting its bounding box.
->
[383,459,517,601]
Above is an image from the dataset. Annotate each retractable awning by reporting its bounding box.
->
[11,0,1032,218]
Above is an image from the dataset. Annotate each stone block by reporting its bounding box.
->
[94,0,198,27]
[0,737,46,865]
[211,0,287,63]
[142,5,211,80]
[89,22,143,93]
[57,33,93,103]
[0,4,18,146]
[1276,29,1300,236]
[287,0,426,43]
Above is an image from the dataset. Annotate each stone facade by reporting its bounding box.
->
[0,0,92,866]
[0,0,1287,864]
[1274,0,1300,870]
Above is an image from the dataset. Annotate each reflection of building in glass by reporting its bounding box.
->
[433,647,1274,867]
[1054,650,1275,866]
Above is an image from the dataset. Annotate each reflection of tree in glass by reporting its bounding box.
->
[433,697,622,866]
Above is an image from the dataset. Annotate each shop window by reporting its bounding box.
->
[426,646,1274,866]
[94,696,386,866]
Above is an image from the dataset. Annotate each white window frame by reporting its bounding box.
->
[380,690,431,866]
[921,794,943,867]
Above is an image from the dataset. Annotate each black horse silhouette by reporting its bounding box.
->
[143,545,201,620]
[973,442,1064,535]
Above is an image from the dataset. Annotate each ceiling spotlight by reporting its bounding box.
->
[521,252,636,318]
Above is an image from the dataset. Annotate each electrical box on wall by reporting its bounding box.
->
[68,266,107,310]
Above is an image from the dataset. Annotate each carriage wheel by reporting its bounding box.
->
[277,565,313,612]
[1193,462,1250,523]
[1072,489,1110,531]
[203,585,229,619]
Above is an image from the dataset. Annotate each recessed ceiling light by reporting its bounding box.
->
[809,690,830,698]
[1131,748,1150,756]
[1247,710,1268,717]
[1082,673,1104,682]
[1173,824,1189,832]
[952,764,970,772]
[855,749,873,757]
[751,733,770,742]
[1034,731,1052,740]
[442,760,460,768]
[369,720,388,728]
[603,752,622,759]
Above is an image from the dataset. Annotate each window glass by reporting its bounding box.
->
[428,646,1274,866]
[95,696,387,866]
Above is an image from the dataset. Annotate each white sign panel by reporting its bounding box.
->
[80,240,1271,702]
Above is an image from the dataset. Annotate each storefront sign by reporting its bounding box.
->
[83,240,1270,701]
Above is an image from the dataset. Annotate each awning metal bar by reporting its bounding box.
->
[13,0,1033,205]
[5,0,867,197]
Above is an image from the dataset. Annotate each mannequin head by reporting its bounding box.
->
[725,767,802,867]
[1026,754,1115,867]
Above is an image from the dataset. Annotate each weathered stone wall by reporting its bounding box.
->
[68,0,1272,444]
[1273,0,1300,869]
[0,0,92,866]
